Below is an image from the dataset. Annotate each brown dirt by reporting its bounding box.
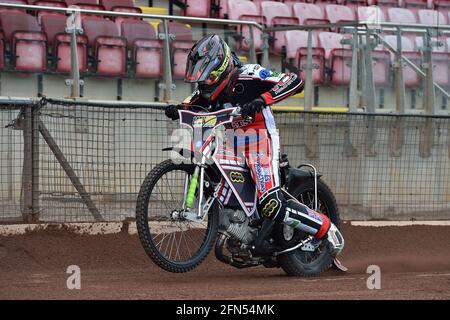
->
[1,222,450,299]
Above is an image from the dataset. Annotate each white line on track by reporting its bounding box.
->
[296,277,359,283]
[416,273,450,277]
[350,221,450,227]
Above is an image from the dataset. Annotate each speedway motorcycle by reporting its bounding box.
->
[136,106,345,276]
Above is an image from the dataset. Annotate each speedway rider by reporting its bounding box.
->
[165,35,344,257]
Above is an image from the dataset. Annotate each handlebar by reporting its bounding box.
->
[230,106,252,121]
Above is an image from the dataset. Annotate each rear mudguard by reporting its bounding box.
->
[285,167,322,192]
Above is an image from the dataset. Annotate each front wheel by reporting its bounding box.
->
[136,159,219,273]
[277,179,341,277]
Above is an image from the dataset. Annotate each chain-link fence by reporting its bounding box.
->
[0,97,449,223]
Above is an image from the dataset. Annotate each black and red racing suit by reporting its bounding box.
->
[180,64,330,240]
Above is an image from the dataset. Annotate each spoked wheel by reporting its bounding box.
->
[277,179,340,276]
[136,159,218,273]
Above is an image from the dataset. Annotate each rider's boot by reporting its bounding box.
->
[259,188,344,256]
[282,199,344,257]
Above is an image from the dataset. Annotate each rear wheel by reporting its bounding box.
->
[277,179,340,277]
[136,159,219,273]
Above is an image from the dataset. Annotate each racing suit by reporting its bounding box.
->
[180,64,331,241]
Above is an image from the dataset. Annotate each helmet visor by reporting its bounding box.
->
[185,35,230,85]
[185,45,221,83]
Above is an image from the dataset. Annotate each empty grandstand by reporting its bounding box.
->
[0,0,447,111]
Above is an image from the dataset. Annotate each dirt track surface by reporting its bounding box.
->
[1,223,450,300]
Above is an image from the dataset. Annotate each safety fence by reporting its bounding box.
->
[0,97,449,223]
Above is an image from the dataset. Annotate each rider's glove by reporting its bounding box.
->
[241,96,266,119]
[165,104,181,120]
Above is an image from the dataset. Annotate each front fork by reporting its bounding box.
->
[183,156,208,220]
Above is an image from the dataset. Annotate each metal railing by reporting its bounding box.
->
[264,22,450,116]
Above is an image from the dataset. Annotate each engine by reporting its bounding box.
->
[219,209,257,244]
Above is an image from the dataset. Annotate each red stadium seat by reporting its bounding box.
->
[182,0,210,18]
[318,32,353,85]
[228,0,265,51]
[34,0,66,7]
[158,22,194,78]
[252,0,281,10]
[53,34,88,73]
[371,50,391,86]
[357,6,386,24]
[285,30,325,84]
[261,1,299,54]
[404,0,429,9]
[435,0,450,9]
[292,2,330,26]
[112,6,142,17]
[219,0,229,18]
[375,0,403,16]
[0,12,47,72]
[415,36,449,86]
[318,32,352,60]
[381,35,421,87]
[387,8,418,23]
[261,1,296,27]
[112,6,143,26]
[345,0,369,6]
[68,3,105,19]
[82,17,127,76]
[0,0,27,14]
[121,20,162,78]
[284,31,318,61]
[375,0,401,7]
[418,9,447,24]
[41,14,88,73]
[219,0,261,18]
[325,4,356,24]
[65,0,98,5]
[99,0,136,11]
[34,1,67,22]
[314,0,344,6]
[41,14,69,46]
[227,0,259,20]
[357,6,391,86]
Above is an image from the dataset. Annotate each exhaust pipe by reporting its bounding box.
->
[214,233,250,269]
